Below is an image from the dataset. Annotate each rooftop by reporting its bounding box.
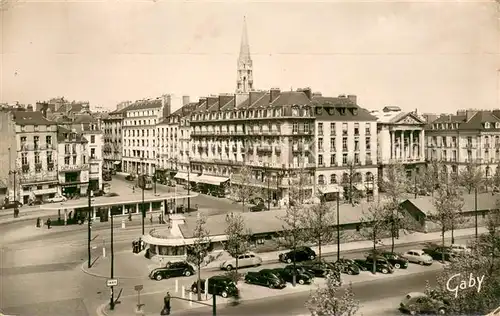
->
[12,111,56,126]
[402,193,498,216]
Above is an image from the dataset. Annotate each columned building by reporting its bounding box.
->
[372,106,426,179]
[122,96,172,175]
[56,127,90,196]
[313,94,379,201]
[425,109,500,179]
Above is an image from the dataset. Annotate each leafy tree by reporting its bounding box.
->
[277,169,308,286]
[417,160,440,196]
[379,162,410,252]
[477,207,500,276]
[491,163,500,193]
[427,171,464,262]
[230,164,258,212]
[186,213,211,301]
[458,160,484,194]
[301,195,337,261]
[360,201,390,274]
[306,278,359,316]
[223,212,251,277]
[340,160,360,205]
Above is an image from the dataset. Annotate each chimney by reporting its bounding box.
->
[182,96,190,106]
[298,87,312,100]
[347,95,357,104]
[270,88,281,103]
[26,104,33,112]
[162,94,172,117]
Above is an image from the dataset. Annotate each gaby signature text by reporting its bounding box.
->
[446,273,485,298]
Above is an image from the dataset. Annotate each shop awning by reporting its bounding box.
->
[113,161,121,165]
[196,175,229,186]
[318,184,344,194]
[174,172,190,181]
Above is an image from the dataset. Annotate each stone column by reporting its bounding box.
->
[122,205,126,215]
[410,131,414,160]
[107,207,111,218]
[420,130,425,161]
[136,203,140,214]
[399,132,403,161]
[390,131,395,160]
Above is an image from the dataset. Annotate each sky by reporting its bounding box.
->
[1,0,499,114]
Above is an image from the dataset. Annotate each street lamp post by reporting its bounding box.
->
[139,158,146,235]
[87,186,93,268]
[264,163,271,211]
[474,186,478,239]
[187,158,191,212]
[7,147,17,205]
[336,191,341,261]
[109,210,115,310]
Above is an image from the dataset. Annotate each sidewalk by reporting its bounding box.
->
[96,261,444,316]
[81,226,486,280]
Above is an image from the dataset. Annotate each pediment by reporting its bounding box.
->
[394,113,425,125]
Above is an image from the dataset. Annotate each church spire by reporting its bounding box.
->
[236,16,253,93]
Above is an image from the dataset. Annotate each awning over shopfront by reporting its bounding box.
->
[174,172,190,181]
[354,183,366,191]
[113,161,121,165]
[318,184,344,194]
[195,175,229,186]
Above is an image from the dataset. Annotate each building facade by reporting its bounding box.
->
[0,111,59,204]
[56,127,90,196]
[102,108,125,171]
[425,109,500,178]
[372,106,426,179]
[122,96,172,175]
[313,94,379,200]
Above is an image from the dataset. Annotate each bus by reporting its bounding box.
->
[137,175,153,190]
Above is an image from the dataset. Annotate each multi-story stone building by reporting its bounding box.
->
[102,107,126,172]
[0,110,59,204]
[56,127,90,196]
[156,96,195,181]
[425,109,500,177]
[371,106,426,178]
[312,94,379,199]
[189,88,317,204]
[122,96,172,175]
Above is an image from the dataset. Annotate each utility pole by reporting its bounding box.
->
[8,147,17,204]
[336,191,340,261]
[474,186,478,239]
[141,175,145,235]
[88,185,92,268]
[187,158,191,212]
[110,211,115,310]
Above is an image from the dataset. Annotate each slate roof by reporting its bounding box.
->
[429,110,500,131]
[54,103,83,113]
[402,193,498,216]
[126,99,163,111]
[73,114,97,124]
[179,203,367,238]
[312,96,377,122]
[11,111,56,126]
[56,126,87,142]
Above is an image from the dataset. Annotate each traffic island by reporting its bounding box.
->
[81,251,161,279]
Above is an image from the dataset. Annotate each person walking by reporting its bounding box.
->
[161,292,171,315]
[46,218,52,229]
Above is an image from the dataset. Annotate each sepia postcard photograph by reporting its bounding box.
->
[1,0,500,315]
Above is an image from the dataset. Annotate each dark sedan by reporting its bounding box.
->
[333,258,361,275]
[244,270,286,289]
[299,261,334,278]
[423,246,456,262]
[284,265,315,279]
[279,246,316,264]
[368,252,409,269]
[250,202,268,212]
[1,201,22,209]
[149,261,195,281]
[270,268,312,285]
[354,258,394,274]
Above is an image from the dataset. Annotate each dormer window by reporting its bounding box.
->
[339,108,346,115]
[496,122,500,129]
[315,107,323,115]
[292,108,299,116]
[328,108,335,115]
[352,108,358,115]
[485,122,491,129]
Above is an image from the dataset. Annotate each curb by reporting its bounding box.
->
[81,233,476,280]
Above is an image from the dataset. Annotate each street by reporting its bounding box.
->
[170,269,441,316]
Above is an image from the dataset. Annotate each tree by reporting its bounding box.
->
[223,212,251,276]
[417,160,440,196]
[427,171,464,262]
[186,213,211,301]
[491,163,500,193]
[426,217,500,314]
[301,195,336,261]
[458,160,484,194]
[341,161,360,205]
[360,201,390,274]
[230,164,257,212]
[277,169,308,286]
[306,277,359,316]
[379,162,410,253]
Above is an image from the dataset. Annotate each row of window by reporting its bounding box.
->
[190,106,311,122]
[317,122,371,136]
[20,135,52,145]
[21,152,53,165]
[124,118,158,126]
[126,109,158,118]
[318,137,371,152]
[317,153,372,166]
[124,129,156,137]
[428,135,500,147]
[317,172,374,185]
[125,150,156,159]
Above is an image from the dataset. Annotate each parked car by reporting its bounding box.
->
[402,250,434,265]
[283,265,315,279]
[149,261,195,281]
[190,276,239,298]
[353,258,394,274]
[333,258,360,275]
[250,202,268,212]
[279,246,316,264]
[1,201,23,209]
[270,268,312,285]
[450,243,471,254]
[299,261,334,277]
[422,246,456,262]
[369,252,409,269]
[399,292,448,315]
[220,253,262,271]
[47,195,67,203]
[244,270,287,289]
[125,174,136,181]
[28,199,43,206]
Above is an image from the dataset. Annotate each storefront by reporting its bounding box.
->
[192,174,230,197]
[318,184,344,202]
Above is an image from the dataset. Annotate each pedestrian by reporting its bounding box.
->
[149,214,153,225]
[161,292,171,315]
[158,214,162,224]
[128,212,132,221]
[132,186,135,193]
[36,217,41,228]
[46,218,52,229]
